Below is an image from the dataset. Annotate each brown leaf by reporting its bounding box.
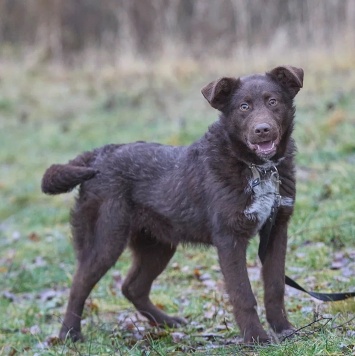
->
[123,321,136,331]
[46,336,62,346]
[28,232,40,242]
[85,300,99,314]
[193,268,201,279]
[8,347,18,356]
[155,302,166,311]
[143,330,169,340]
[287,305,302,312]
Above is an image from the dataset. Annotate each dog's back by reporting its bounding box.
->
[42,140,213,243]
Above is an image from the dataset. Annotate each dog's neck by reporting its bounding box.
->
[249,163,281,193]
[248,157,285,171]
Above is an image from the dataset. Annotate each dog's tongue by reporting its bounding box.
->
[257,141,274,152]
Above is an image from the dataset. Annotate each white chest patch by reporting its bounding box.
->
[245,179,277,230]
[244,176,294,233]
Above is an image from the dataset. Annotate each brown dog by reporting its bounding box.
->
[42,65,303,343]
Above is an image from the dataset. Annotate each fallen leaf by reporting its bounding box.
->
[85,300,99,314]
[155,302,166,311]
[199,272,212,281]
[342,265,355,277]
[8,347,17,356]
[28,232,40,242]
[123,321,136,331]
[202,279,216,289]
[340,342,355,352]
[12,231,21,242]
[46,336,62,346]
[171,262,180,270]
[31,256,47,268]
[30,325,41,335]
[331,252,349,270]
[2,291,16,302]
[193,268,201,279]
[171,331,186,342]
[211,265,220,272]
[38,289,59,302]
[143,330,169,340]
[181,266,189,273]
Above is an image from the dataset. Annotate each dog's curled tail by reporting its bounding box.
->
[41,163,98,195]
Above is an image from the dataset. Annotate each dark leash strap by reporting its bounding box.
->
[259,220,355,302]
[251,164,355,302]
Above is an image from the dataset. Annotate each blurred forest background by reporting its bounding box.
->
[0,0,354,66]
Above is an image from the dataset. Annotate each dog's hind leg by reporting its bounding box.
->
[59,200,129,341]
[122,233,186,327]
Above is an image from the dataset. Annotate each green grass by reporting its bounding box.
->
[1,61,355,355]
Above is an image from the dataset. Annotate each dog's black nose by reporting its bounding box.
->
[254,123,271,135]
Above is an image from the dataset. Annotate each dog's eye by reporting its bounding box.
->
[269,98,277,106]
[240,103,249,111]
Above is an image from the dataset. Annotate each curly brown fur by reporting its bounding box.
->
[42,66,303,344]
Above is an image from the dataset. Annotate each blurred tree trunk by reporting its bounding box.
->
[36,0,63,61]
[0,0,353,62]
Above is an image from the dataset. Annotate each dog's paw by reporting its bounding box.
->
[243,327,271,344]
[167,316,188,327]
[155,316,187,328]
[244,335,271,345]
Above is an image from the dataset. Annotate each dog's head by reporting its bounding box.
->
[202,65,303,163]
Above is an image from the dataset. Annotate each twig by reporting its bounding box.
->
[332,315,355,330]
[130,316,144,338]
[281,316,333,342]
[223,317,230,331]
[190,333,225,339]
[143,333,165,356]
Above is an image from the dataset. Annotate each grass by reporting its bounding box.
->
[1,57,355,355]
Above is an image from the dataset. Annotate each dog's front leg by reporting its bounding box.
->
[260,218,294,335]
[215,236,269,344]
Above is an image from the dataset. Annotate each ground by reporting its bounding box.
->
[1,58,355,355]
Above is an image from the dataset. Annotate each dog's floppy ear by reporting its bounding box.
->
[268,65,304,98]
[201,77,239,111]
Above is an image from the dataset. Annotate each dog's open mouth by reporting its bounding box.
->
[248,140,277,158]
